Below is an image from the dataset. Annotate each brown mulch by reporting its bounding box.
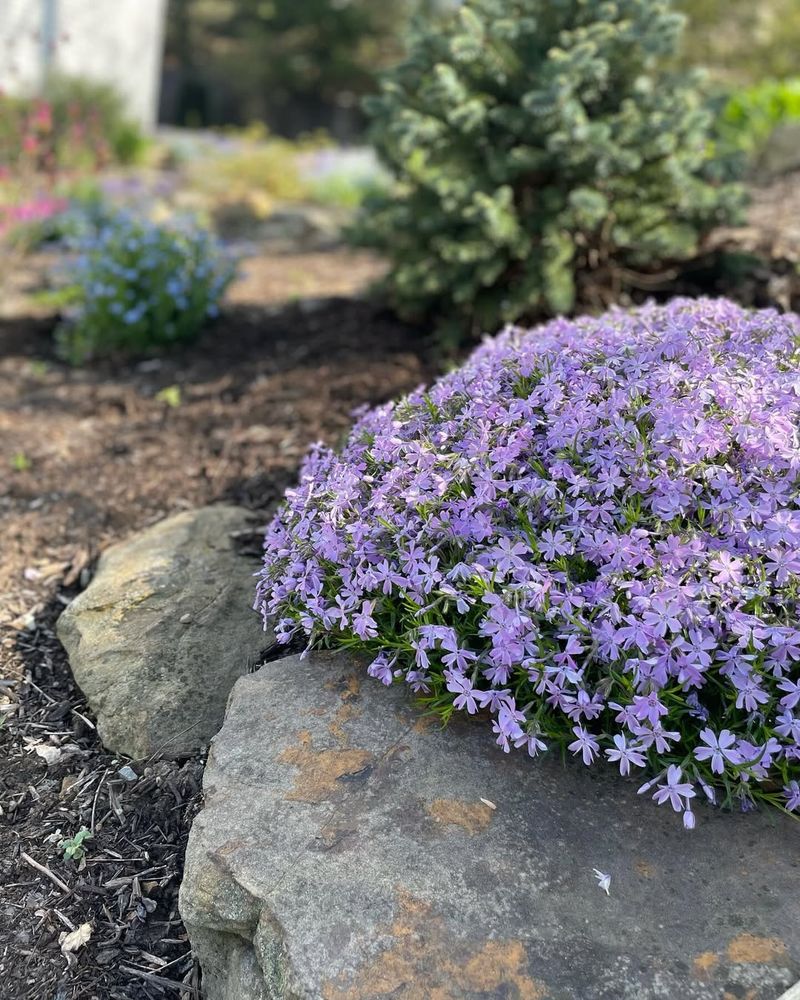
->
[0,265,435,998]
[1,598,205,1000]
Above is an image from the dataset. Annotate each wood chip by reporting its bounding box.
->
[60,921,92,954]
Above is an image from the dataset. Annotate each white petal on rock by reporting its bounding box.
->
[592,868,611,895]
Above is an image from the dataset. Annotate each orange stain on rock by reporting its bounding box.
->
[322,889,546,1000]
[278,732,372,803]
[411,714,438,734]
[726,933,787,964]
[324,671,361,702]
[692,952,719,978]
[329,703,360,746]
[427,798,494,834]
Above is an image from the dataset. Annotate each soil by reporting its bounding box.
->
[0,248,434,999]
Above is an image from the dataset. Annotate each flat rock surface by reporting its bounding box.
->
[180,652,800,1000]
[57,505,271,760]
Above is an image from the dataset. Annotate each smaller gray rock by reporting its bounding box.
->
[57,505,271,760]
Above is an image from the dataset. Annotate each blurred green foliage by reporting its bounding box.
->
[0,75,147,176]
[356,0,743,343]
[677,0,800,85]
[712,79,800,175]
[164,0,441,133]
[42,75,149,166]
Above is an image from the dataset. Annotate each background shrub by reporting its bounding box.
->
[677,0,800,86]
[57,214,235,364]
[709,78,800,180]
[41,75,149,167]
[355,0,743,342]
[257,299,800,825]
[0,77,147,176]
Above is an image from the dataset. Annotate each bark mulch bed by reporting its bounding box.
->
[0,292,435,999]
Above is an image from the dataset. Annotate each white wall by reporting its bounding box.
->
[0,0,167,129]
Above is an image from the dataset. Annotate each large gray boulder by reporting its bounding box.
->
[180,652,800,1000]
[57,506,271,760]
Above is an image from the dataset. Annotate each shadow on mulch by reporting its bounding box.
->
[0,298,432,385]
[0,595,205,1000]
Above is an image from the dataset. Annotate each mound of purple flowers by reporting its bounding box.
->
[256,299,800,825]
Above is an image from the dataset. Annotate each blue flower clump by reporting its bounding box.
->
[57,212,235,363]
[257,299,800,826]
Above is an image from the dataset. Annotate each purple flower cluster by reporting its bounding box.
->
[256,299,800,825]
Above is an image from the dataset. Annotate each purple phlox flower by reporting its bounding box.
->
[709,550,745,587]
[445,670,479,714]
[765,510,800,544]
[564,688,605,722]
[631,721,680,753]
[441,632,478,672]
[766,629,800,671]
[734,675,769,712]
[352,600,378,640]
[374,559,407,595]
[419,623,453,646]
[447,561,474,582]
[735,737,782,779]
[693,727,741,774]
[399,542,426,575]
[631,691,668,726]
[474,687,511,712]
[492,700,526,753]
[323,593,356,629]
[784,780,800,811]
[778,677,800,710]
[617,614,651,653]
[676,629,717,667]
[438,582,473,614]
[775,711,800,741]
[405,669,431,693]
[596,464,624,497]
[652,765,696,812]
[641,597,682,637]
[609,700,639,728]
[540,528,572,561]
[410,637,430,670]
[494,536,530,574]
[727,612,770,651]
[513,730,548,757]
[605,734,646,776]
[594,618,624,660]
[568,725,600,766]
[685,692,710,721]
[487,658,519,684]
[766,548,800,585]
[368,652,396,686]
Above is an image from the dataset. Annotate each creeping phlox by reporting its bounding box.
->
[256,299,800,826]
